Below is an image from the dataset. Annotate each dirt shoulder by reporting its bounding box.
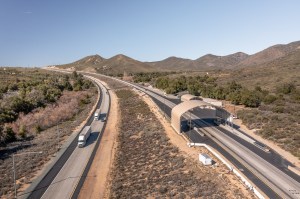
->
[78,82,119,199]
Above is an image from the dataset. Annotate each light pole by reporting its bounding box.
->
[56,125,60,149]
[12,151,43,199]
[229,114,234,133]
[163,93,167,118]
[188,109,193,142]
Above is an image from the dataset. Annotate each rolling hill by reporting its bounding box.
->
[99,54,157,74]
[194,52,249,69]
[54,40,300,74]
[217,48,300,90]
[238,41,300,67]
[56,54,157,75]
[146,56,196,71]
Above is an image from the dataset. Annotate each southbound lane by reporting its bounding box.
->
[26,77,104,199]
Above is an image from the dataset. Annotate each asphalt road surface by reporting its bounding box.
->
[27,75,110,199]
[98,74,300,199]
[40,77,109,199]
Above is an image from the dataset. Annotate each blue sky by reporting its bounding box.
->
[0,0,300,66]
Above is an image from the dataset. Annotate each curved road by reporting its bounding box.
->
[26,75,110,199]
[89,72,300,199]
[40,77,110,199]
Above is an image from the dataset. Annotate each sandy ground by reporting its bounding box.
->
[78,83,119,199]
[234,119,300,170]
[139,93,255,199]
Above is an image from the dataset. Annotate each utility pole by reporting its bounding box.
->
[12,151,42,199]
[56,125,60,149]
[189,110,192,142]
[13,154,16,199]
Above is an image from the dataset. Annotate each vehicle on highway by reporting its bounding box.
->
[78,126,91,147]
[94,108,101,120]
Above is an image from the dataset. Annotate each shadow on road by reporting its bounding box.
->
[84,132,99,147]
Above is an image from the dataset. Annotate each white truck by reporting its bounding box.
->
[78,126,91,148]
[94,108,101,120]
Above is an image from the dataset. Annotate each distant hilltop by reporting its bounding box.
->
[54,40,300,75]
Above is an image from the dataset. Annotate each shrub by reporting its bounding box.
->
[263,94,278,104]
[19,125,27,138]
[5,127,16,142]
[276,83,296,94]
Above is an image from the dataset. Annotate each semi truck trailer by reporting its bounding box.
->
[94,108,101,120]
[78,126,91,147]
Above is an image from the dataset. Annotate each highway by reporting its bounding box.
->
[91,73,300,199]
[27,75,110,199]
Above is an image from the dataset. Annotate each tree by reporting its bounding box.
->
[227,91,242,105]
[187,83,200,96]
[0,85,8,93]
[5,127,16,142]
[73,82,82,91]
[64,81,73,91]
[213,86,226,100]
[10,96,33,114]
[8,83,18,91]
[19,124,27,138]
[72,71,78,79]
[241,89,261,108]
[0,125,4,144]
[155,77,169,90]
[226,81,242,93]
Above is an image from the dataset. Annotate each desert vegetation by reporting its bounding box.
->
[138,74,266,108]
[238,83,300,158]
[108,88,250,198]
[0,68,97,198]
[0,69,93,144]
[133,72,176,83]
[134,72,300,159]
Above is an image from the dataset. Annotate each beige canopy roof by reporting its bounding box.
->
[180,94,199,102]
[171,100,216,133]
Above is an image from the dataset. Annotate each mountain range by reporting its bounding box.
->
[55,41,300,74]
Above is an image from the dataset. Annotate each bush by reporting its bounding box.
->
[241,89,261,108]
[263,94,278,104]
[276,83,296,94]
[19,125,27,138]
[272,106,284,113]
[5,127,16,142]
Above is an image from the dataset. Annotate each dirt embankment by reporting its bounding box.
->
[107,88,253,198]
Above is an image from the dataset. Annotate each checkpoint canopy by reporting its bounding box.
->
[180,94,199,102]
[171,100,216,133]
